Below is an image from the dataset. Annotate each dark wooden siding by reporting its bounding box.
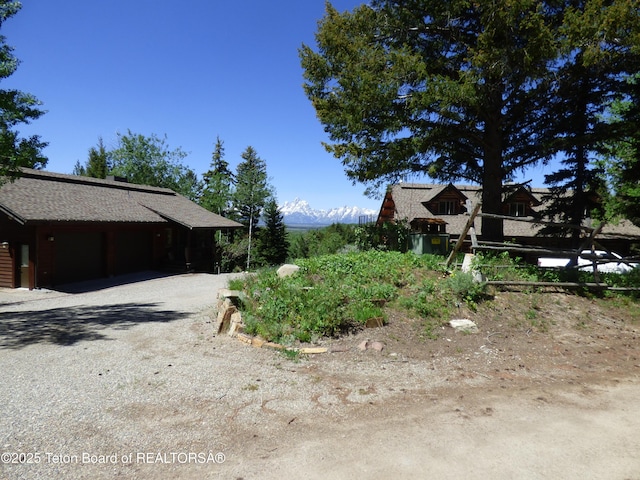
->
[0,215,35,288]
[1,217,198,288]
[54,231,104,285]
[36,228,55,288]
[0,245,14,288]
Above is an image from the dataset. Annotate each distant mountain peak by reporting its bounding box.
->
[279,199,377,225]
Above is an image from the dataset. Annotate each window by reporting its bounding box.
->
[509,202,526,217]
[438,201,457,215]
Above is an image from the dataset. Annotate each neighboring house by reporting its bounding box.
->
[0,169,242,289]
[377,183,640,256]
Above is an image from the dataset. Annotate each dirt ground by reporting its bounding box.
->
[212,288,640,480]
[2,278,640,479]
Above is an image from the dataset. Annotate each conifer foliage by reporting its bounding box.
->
[231,146,272,270]
[0,0,47,183]
[201,136,234,217]
[540,2,640,241]
[255,199,289,267]
[72,138,110,179]
[300,0,640,241]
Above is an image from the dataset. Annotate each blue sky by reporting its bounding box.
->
[4,1,551,211]
[4,0,385,210]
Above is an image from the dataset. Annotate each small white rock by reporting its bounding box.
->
[449,319,479,333]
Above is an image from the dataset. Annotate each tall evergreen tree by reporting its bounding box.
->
[300,0,560,241]
[200,136,234,216]
[256,198,289,266]
[601,77,640,227]
[72,137,110,178]
[541,1,639,242]
[598,1,640,228]
[0,0,47,183]
[541,53,611,241]
[232,146,271,270]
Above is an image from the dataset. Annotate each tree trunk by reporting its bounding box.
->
[246,207,253,271]
[482,105,504,242]
[481,168,504,242]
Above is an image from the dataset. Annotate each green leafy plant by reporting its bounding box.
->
[232,251,437,343]
[443,271,488,307]
[348,301,385,325]
[231,249,640,346]
[280,348,301,362]
[227,277,245,291]
[471,251,538,282]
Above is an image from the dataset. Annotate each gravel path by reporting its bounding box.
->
[1,272,426,480]
[2,272,640,479]
[0,272,251,479]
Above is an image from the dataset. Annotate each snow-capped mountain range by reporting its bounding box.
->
[279,198,377,225]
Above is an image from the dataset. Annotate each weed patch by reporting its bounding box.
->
[280,348,302,362]
[234,251,447,344]
[228,250,640,345]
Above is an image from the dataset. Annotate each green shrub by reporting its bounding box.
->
[227,277,245,291]
[471,251,537,282]
[232,251,418,343]
[348,301,386,325]
[443,271,488,308]
[230,250,492,344]
[288,223,358,260]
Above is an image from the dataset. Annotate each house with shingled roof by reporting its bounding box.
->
[0,169,242,289]
[377,183,640,257]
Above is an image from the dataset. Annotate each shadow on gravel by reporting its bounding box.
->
[53,271,179,294]
[0,303,188,349]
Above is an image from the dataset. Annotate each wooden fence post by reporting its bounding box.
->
[446,203,481,268]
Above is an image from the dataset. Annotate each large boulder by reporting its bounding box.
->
[277,264,300,278]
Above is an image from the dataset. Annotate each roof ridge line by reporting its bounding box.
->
[19,168,177,196]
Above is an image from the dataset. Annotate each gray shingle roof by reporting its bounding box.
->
[0,169,243,229]
[385,183,640,239]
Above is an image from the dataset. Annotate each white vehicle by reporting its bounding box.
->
[537,250,639,274]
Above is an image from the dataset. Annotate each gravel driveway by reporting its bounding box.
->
[2,272,640,480]
[0,272,249,479]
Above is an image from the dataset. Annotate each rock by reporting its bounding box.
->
[357,340,384,352]
[227,311,244,337]
[460,254,486,282]
[277,264,300,278]
[461,253,475,273]
[215,299,236,334]
[217,288,243,300]
[365,317,384,328]
[214,288,248,335]
[298,347,328,354]
[449,319,479,333]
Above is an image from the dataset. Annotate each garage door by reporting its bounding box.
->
[54,232,104,285]
[115,230,152,274]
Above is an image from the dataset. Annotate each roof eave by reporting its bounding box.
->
[0,204,27,225]
[142,205,242,230]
